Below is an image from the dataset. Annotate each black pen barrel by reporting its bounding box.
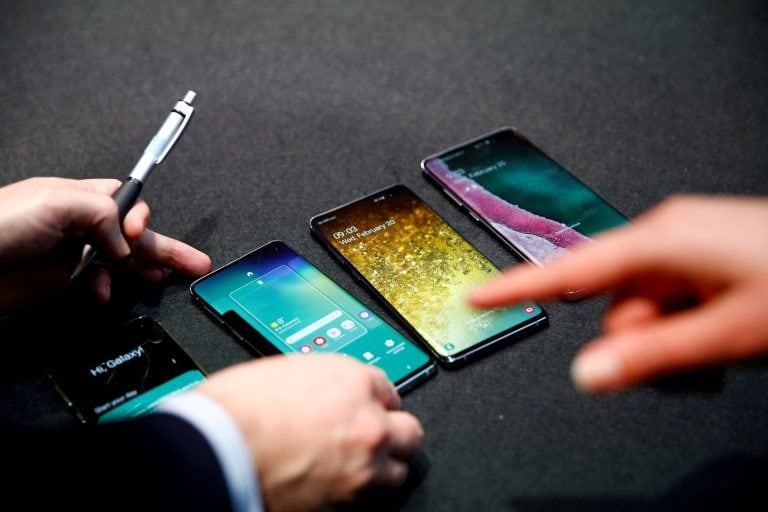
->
[113,178,143,219]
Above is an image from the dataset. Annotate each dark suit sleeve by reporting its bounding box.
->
[4,412,233,511]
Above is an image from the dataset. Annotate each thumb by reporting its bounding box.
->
[51,188,131,260]
[571,287,766,392]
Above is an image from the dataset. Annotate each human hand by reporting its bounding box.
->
[468,195,768,393]
[197,354,424,512]
[0,177,211,311]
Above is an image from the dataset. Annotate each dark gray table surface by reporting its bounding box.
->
[2,1,768,510]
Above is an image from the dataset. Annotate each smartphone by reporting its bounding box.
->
[189,240,436,394]
[47,316,207,424]
[309,184,548,369]
[421,126,629,268]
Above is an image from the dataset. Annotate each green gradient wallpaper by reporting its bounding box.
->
[191,241,432,386]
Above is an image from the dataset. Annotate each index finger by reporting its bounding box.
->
[129,229,211,276]
[467,224,672,308]
[74,179,151,237]
[59,178,122,195]
[56,178,151,239]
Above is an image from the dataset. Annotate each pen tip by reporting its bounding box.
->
[183,91,196,104]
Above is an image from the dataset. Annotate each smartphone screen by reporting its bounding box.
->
[421,127,629,267]
[47,316,206,424]
[190,240,436,393]
[310,184,548,368]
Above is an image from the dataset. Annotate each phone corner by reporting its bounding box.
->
[397,362,438,396]
[437,353,472,371]
[535,311,550,330]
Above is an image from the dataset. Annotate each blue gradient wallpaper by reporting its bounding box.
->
[191,241,432,385]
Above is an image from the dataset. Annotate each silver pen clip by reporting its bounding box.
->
[155,90,196,164]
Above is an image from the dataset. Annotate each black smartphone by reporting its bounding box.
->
[309,184,548,369]
[421,126,629,269]
[189,240,436,394]
[47,316,207,424]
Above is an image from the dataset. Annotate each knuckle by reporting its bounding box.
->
[349,413,389,451]
[28,184,60,211]
[387,461,409,486]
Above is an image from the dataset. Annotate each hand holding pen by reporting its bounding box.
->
[70,91,197,279]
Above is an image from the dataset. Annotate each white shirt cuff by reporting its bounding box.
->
[158,391,264,512]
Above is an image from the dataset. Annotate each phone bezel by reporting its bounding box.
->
[46,316,207,424]
[189,240,437,392]
[309,183,549,369]
[420,126,628,266]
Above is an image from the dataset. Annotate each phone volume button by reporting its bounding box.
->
[443,189,463,207]
[350,268,365,282]
[468,210,481,222]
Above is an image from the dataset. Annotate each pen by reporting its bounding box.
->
[70,90,197,280]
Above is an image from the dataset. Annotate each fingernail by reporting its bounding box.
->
[571,349,622,392]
